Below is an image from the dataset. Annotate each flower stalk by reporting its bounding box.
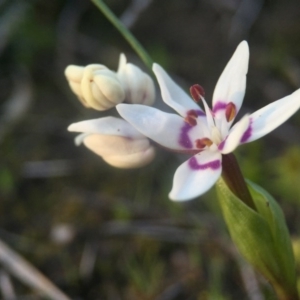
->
[221,153,256,210]
[274,285,299,300]
[91,0,153,71]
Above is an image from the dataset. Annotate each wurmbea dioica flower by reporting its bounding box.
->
[117,41,300,201]
[68,116,155,168]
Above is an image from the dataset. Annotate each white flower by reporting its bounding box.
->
[65,64,125,111]
[117,41,300,201]
[68,117,155,168]
[117,54,155,106]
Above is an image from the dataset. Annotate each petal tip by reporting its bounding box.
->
[239,40,249,51]
[152,62,159,70]
[168,192,193,202]
[239,41,249,60]
[152,63,163,75]
[116,103,130,115]
[67,123,76,132]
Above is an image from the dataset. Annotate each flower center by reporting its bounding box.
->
[210,125,222,145]
[188,84,236,151]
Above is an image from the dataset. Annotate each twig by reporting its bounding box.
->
[0,269,16,300]
[0,239,70,300]
[0,68,33,143]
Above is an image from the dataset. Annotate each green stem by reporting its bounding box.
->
[221,153,256,211]
[91,0,153,71]
[274,283,299,300]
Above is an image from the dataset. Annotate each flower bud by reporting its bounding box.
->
[65,64,125,111]
[82,134,155,168]
[117,54,155,106]
[68,117,155,168]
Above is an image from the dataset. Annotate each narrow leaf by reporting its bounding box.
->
[247,180,296,294]
[216,178,297,298]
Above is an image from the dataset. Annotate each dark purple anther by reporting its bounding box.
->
[190,84,205,102]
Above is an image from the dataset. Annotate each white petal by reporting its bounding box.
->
[117,53,127,72]
[219,114,250,154]
[212,41,249,120]
[153,63,204,117]
[68,116,144,139]
[242,89,300,143]
[117,103,206,150]
[169,151,222,201]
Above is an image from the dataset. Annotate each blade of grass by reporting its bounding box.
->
[91,0,153,71]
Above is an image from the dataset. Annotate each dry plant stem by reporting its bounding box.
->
[91,0,153,71]
[0,239,70,300]
[221,153,256,210]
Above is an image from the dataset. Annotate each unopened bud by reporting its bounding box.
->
[83,134,155,168]
[65,64,125,111]
[117,54,155,106]
[68,117,155,169]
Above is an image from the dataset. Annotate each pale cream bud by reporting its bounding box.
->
[83,134,155,168]
[117,54,155,106]
[68,117,155,169]
[65,64,125,111]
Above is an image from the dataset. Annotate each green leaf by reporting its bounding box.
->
[216,178,298,299]
[247,180,296,288]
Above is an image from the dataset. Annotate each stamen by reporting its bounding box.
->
[201,97,215,129]
[187,109,198,118]
[225,102,236,122]
[185,115,197,126]
[190,84,205,102]
[195,138,213,149]
[184,110,199,126]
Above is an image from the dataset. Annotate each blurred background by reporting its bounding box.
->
[1,0,300,299]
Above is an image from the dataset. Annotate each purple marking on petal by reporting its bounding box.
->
[179,122,193,148]
[195,109,206,117]
[178,110,206,149]
[213,101,226,114]
[240,119,253,143]
[218,139,226,151]
[188,156,221,170]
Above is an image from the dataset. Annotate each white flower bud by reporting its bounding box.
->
[82,134,155,168]
[68,117,155,169]
[117,54,155,106]
[65,64,125,111]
